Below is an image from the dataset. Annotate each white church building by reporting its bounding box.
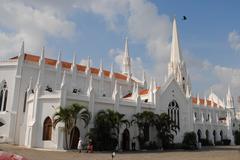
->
[0,18,239,150]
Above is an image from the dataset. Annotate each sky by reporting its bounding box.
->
[1,0,240,103]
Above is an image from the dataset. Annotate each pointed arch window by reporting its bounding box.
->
[168,100,180,129]
[0,80,8,112]
[42,117,52,140]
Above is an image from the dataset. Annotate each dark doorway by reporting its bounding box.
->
[122,129,130,151]
[197,129,202,142]
[70,126,80,149]
[220,130,223,142]
[213,130,216,144]
[205,130,209,141]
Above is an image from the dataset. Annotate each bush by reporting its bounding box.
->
[215,141,223,146]
[200,139,213,146]
[182,132,197,150]
[142,141,159,150]
[234,131,240,145]
[222,139,231,145]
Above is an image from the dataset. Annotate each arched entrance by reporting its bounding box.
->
[70,126,80,149]
[213,130,216,144]
[122,128,130,151]
[197,129,202,142]
[205,130,209,141]
[220,130,223,142]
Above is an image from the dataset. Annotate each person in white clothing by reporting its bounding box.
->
[77,138,82,153]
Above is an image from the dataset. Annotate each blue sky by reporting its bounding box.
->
[1,0,240,101]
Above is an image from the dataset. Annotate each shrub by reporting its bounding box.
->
[234,131,240,145]
[215,141,223,146]
[222,139,231,145]
[200,139,213,146]
[142,141,159,150]
[182,132,197,150]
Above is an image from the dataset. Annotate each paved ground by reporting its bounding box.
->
[0,144,240,160]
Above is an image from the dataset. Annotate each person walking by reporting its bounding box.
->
[132,137,136,151]
[77,138,82,153]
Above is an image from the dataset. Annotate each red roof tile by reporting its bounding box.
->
[12,53,132,81]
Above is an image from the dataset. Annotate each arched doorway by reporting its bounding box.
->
[42,117,52,140]
[122,128,130,151]
[205,130,209,141]
[70,126,80,149]
[213,130,216,144]
[220,130,223,142]
[197,129,202,142]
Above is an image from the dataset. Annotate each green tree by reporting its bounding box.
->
[131,111,155,148]
[87,109,129,151]
[154,113,177,149]
[182,131,197,149]
[53,106,73,149]
[69,103,91,148]
[53,103,91,150]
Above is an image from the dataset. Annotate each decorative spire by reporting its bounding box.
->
[186,85,191,98]
[56,51,62,68]
[27,77,33,93]
[197,93,200,105]
[153,79,157,92]
[122,37,131,75]
[61,71,66,89]
[19,41,24,56]
[71,53,77,71]
[85,56,91,75]
[149,77,153,92]
[110,63,114,79]
[142,71,147,88]
[112,80,119,98]
[87,75,93,95]
[39,46,45,66]
[99,58,103,77]
[170,17,182,64]
[134,83,139,98]
[204,96,207,106]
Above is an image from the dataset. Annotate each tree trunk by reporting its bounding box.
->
[65,129,69,150]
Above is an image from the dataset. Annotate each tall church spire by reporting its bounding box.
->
[168,17,189,94]
[226,86,234,109]
[122,37,131,75]
[170,17,182,64]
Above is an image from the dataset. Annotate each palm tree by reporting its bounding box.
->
[53,103,91,150]
[89,109,129,150]
[154,113,177,149]
[53,107,73,149]
[69,103,91,148]
[131,111,155,149]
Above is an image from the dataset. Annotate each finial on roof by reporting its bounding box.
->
[56,51,62,68]
[186,85,191,98]
[61,71,66,89]
[110,63,114,78]
[87,75,93,95]
[19,41,24,56]
[27,77,33,93]
[99,58,103,77]
[39,46,45,66]
[85,56,91,75]
[71,52,76,71]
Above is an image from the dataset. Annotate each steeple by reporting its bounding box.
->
[110,63,114,79]
[16,41,25,76]
[122,37,131,75]
[168,17,189,94]
[71,53,77,72]
[226,86,234,109]
[170,17,182,64]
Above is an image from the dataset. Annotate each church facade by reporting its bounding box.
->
[0,18,239,150]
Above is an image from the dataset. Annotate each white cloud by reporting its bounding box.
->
[0,1,76,58]
[228,31,240,53]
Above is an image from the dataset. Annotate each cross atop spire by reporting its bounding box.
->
[170,17,183,64]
